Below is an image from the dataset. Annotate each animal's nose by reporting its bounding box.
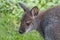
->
[19,30,25,34]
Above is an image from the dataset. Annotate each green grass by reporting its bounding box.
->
[0,0,60,40]
[0,23,44,40]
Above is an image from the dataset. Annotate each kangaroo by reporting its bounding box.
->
[19,3,60,40]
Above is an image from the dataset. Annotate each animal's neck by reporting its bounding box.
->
[36,11,46,38]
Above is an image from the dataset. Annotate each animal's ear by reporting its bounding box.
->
[31,6,39,16]
[19,3,30,12]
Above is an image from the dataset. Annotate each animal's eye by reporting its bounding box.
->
[26,21,30,26]
[26,23,30,26]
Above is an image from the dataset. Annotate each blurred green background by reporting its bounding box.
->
[0,0,60,40]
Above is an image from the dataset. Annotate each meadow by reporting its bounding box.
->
[0,0,60,40]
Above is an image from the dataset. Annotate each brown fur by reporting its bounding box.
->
[19,3,60,40]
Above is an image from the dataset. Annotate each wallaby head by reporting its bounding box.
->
[19,3,39,34]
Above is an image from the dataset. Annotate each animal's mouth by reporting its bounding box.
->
[19,29,25,34]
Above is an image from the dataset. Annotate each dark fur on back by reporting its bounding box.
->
[37,6,60,40]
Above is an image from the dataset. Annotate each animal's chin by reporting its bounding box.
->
[25,29,33,34]
[19,30,33,34]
